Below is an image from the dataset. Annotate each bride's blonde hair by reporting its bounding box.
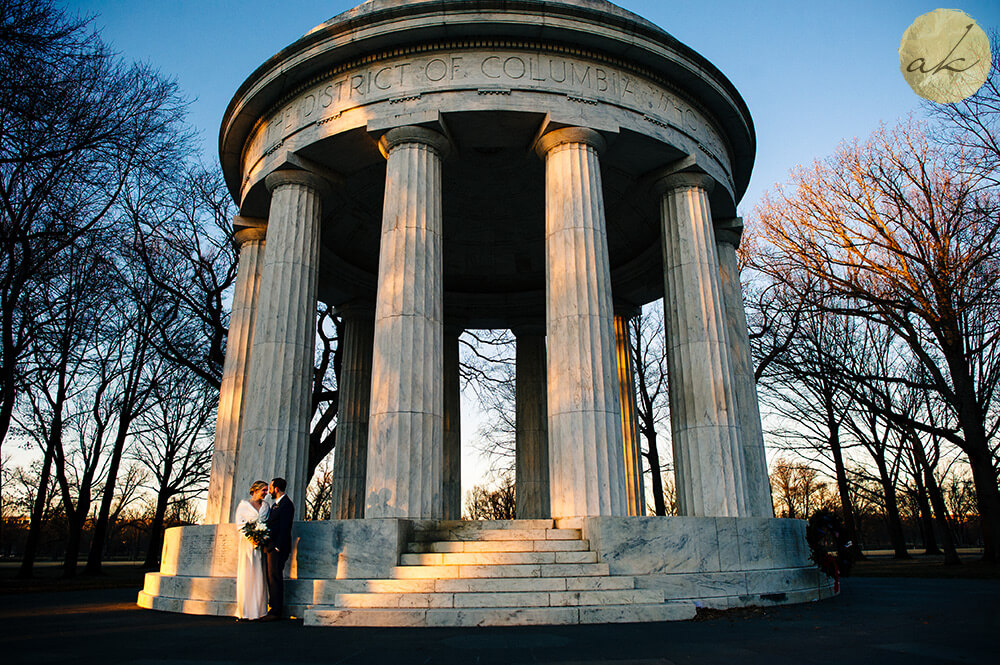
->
[249,480,268,495]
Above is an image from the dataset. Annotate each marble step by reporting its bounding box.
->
[390,562,610,579]
[312,575,637,602]
[411,519,555,532]
[332,588,664,609]
[140,590,309,620]
[407,539,591,553]
[411,527,581,542]
[139,590,234,616]
[399,550,598,566]
[304,602,697,627]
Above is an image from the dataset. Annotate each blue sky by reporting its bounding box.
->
[65,0,1000,216]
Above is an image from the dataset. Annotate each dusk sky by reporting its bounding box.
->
[57,0,1000,491]
[65,0,1000,216]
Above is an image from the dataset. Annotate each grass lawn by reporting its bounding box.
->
[850,548,999,579]
[0,561,148,594]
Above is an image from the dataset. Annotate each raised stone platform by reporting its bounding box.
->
[137,517,835,625]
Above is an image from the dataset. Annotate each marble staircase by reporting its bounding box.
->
[304,519,695,626]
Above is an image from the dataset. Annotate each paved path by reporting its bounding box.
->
[1,577,996,664]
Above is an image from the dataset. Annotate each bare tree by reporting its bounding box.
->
[944,474,981,545]
[924,29,1000,187]
[132,168,344,486]
[85,94,196,573]
[132,367,215,568]
[757,118,1000,562]
[461,329,517,476]
[308,304,342,481]
[629,305,671,515]
[305,454,334,521]
[80,290,165,574]
[901,387,963,564]
[465,473,516,520]
[3,454,60,557]
[131,166,236,391]
[769,457,837,519]
[750,279,864,554]
[0,0,189,456]
[839,321,912,559]
[14,238,114,577]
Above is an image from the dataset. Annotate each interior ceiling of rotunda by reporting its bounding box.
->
[246,109,732,327]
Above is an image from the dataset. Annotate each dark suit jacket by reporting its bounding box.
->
[266,494,295,555]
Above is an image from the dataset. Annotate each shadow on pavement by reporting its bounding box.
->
[1,577,997,664]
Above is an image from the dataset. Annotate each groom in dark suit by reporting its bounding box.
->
[262,477,294,621]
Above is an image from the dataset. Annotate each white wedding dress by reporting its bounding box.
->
[234,499,269,619]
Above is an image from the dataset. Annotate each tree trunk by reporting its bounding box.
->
[144,492,170,569]
[911,438,961,565]
[643,430,667,516]
[85,413,133,575]
[0,292,20,453]
[913,470,941,555]
[827,419,865,560]
[16,441,55,579]
[966,447,1000,563]
[943,341,1000,563]
[62,484,92,578]
[61,512,85,578]
[44,340,84,577]
[874,456,911,559]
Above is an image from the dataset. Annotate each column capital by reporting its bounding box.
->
[714,217,744,248]
[653,171,715,196]
[378,126,451,160]
[535,126,606,159]
[233,216,267,246]
[264,169,332,197]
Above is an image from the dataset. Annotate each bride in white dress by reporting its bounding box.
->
[234,480,270,620]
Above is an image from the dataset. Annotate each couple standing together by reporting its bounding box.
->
[234,477,295,621]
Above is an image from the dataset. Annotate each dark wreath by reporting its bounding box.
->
[806,509,855,592]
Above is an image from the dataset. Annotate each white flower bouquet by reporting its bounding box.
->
[241,519,270,547]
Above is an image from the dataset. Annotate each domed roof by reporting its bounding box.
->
[312,0,664,37]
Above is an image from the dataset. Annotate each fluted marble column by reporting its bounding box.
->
[716,221,773,517]
[331,304,374,519]
[234,170,328,506]
[443,327,462,520]
[615,312,646,517]
[537,127,627,518]
[365,126,449,519]
[656,172,748,517]
[515,329,549,519]
[205,217,266,524]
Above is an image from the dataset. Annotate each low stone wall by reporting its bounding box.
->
[577,516,833,609]
[139,519,412,617]
[156,519,409,579]
[139,517,833,619]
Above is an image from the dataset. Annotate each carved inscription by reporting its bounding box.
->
[244,50,729,172]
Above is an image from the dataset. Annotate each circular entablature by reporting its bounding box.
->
[220,0,754,327]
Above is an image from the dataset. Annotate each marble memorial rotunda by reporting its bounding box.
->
[139,0,834,626]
